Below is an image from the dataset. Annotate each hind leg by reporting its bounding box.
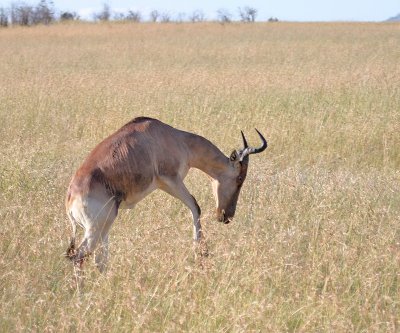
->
[72,213,116,289]
[95,230,114,273]
[94,200,118,273]
[94,234,108,273]
[70,226,104,288]
[69,193,118,271]
[73,227,103,263]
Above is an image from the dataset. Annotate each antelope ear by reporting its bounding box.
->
[229,150,239,162]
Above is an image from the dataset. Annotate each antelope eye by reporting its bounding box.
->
[238,176,243,182]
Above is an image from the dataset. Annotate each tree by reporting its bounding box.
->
[217,8,232,23]
[94,3,111,21]
[0,7,8,27]
[33,0,55,25]
[160,12,171,23]
[175,12,186,23]
[126,10,141,22]
[189,10,205,23]
[113,12,125,20]
[149,10,159,22]
[238,6,257,22]
[9,1,55,26]
[11,2,34,26]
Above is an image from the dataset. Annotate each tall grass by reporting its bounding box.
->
[0,22,399,332]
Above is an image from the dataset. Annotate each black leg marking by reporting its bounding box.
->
[191,195,201,216]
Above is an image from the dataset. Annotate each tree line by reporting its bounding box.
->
[0,1,279,27]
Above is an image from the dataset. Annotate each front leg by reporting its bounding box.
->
[189,195,202,241]
[158,176,206,244]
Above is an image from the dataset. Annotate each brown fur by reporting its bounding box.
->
[65,117,266,271]
[67,117,232,206]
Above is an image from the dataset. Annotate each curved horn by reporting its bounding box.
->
[252,128,268,154]
[241,130,248,148]
[240,129,268,159]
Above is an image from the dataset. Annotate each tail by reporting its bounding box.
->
[65,211,77,260]
[65,189,78,260]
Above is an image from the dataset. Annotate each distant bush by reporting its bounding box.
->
[60,11,78,21]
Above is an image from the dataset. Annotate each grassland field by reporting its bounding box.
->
[0,22,399,332]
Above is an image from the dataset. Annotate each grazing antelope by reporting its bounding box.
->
[65,117,267,272]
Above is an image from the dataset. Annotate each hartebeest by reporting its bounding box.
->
[66,117,267,272]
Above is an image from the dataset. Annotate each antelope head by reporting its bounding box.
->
[213,129,267,224]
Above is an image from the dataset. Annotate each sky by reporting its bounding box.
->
[0,0,399,22]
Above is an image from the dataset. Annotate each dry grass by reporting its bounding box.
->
[0,22,399,332]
